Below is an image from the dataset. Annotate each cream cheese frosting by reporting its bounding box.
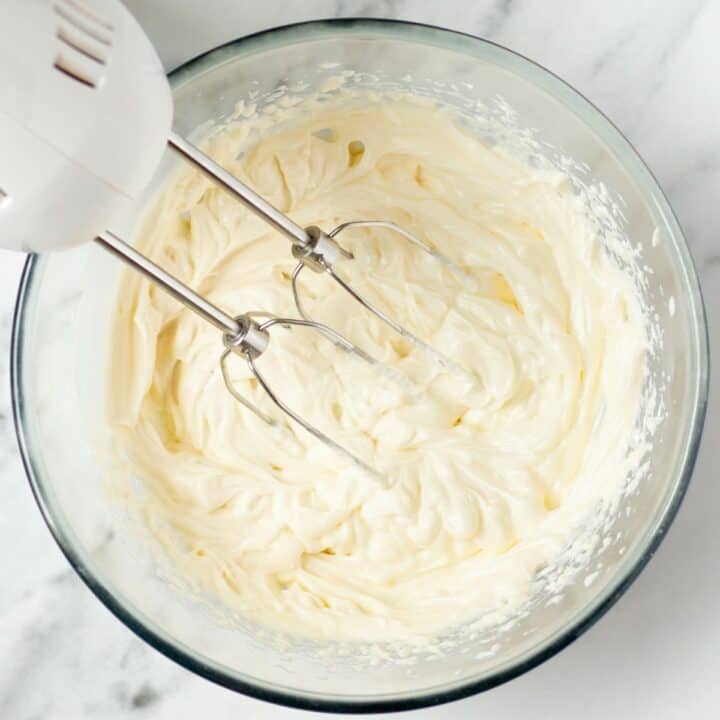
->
[109,98,646,642]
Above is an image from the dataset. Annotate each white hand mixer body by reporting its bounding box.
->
[0,0,474,479]
[0,0,171,252]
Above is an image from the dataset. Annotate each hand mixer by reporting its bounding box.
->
[1,0,474,478]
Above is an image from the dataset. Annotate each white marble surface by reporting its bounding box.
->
[1,0,719,717]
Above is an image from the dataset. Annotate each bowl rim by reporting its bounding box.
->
[11,17,709,714]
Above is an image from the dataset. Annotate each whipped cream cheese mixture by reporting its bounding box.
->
[109,97,647,642]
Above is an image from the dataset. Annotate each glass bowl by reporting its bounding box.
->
[11,19,708,712]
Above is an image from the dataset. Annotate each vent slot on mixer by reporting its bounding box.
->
[56,0,114,30]
[53,1,113,47]
[53,54,98,88]
[52,0,114,88]
[56,25,108,64]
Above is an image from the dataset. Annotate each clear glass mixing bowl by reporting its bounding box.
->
[11,19,708,712]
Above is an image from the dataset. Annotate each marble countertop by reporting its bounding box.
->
[1,1,718,718]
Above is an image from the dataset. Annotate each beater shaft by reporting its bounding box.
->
[167,132,312,248]
[96,230,239,335]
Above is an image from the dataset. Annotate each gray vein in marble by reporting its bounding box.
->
[588,23,640,79]
[625,0,709,135]
[335,0,401,17]
[480,0,516,40]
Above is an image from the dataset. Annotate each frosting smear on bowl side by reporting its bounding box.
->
[109,99,646,642]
